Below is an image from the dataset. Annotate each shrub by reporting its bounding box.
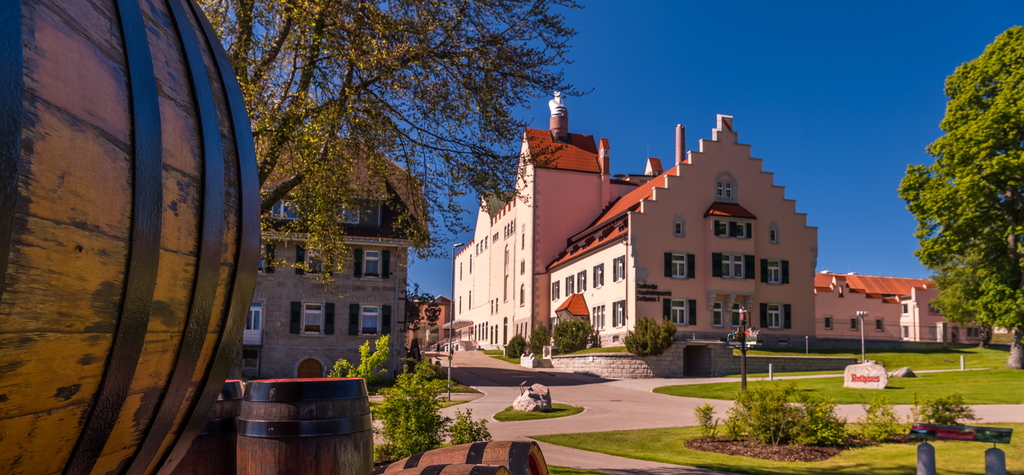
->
[373,360,450,459]
[912,392,977,425]
[695,403,719,438]
[723,406,745,441]
[795,394,846,447]
[449,408,492,445]
[730,383,804,446]
[552,319,593,354]
[857,394,906,442]
[329,334,390,386]
[624,317,676,356]
[529,324,550,356]
[505,334,527,358]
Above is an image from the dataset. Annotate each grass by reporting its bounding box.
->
[484,350,521,365]
[533,424,1024,475]
[737,346,1009,371]
[493,404,584,421]
[548,467,608,475]
[561,346,630,355]
[654,368,1024,404]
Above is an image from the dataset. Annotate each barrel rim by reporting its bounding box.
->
[218,380,244,401]
[244,378,368,401]
[236,413,373,438]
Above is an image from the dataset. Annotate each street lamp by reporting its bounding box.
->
[739,306,749,392]
[448,242,463,401]
[856,311,868,363]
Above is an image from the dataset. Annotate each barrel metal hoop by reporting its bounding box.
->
[469,466,503,475]
[403,452,424,469]
[0,0,22,302]
[198,417,236,436]
[418,465,447,475]
[507,442,531,475]
[64,0,163,472]
[244,380,368,402]
[237,414,373,438]
[466,442,488,464]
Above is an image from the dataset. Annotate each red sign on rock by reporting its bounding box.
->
[843,363,888,389]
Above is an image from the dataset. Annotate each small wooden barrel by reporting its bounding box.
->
[237,378,373,475]
[386,465,513,475]
[170,380,244,475]
[382,442,549,475]
[0,0,259,473]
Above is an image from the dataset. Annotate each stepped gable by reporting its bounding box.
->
[525,128,600,173]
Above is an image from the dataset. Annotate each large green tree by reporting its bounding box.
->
[198,0,580,271]
[899,26,1024,369]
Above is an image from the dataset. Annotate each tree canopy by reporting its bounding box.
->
[898,25,1024,368]
[198,0,581,272]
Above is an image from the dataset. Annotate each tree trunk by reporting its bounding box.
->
[1008,326,1024,369]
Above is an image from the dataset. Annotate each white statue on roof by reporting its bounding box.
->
[549,91,567,117]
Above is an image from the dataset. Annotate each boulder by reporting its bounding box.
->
[512,383,552,412]
[889,366,916,378]
[843,363,888,389]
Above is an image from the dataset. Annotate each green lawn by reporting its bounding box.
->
[493,404,583,421]
[484,350,521,365]
[548,467,608,475]
[654,369,1024,404]
[738,346,1009,371]
[533,424,1024,475]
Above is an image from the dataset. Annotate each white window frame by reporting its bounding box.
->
[902,303,910,315]
[613,256,626,282]
[271,200,297,220]
[902,325,910,339]
[670,299,688,325]
[577,270,587,292]
[824,315,833,330]
[612,301,626,327]
[769,227,779,244]
[674,221,684,236]
[850,317,858,331]
[552,281,560,301]
[724,182,733,198]
[594,263,605,288]
[303,303,323,335]
[716,181,724,198]
[566,275,575,294]
[721,254,744,278]
[767,260,781,284]
[360,305,380,336]
[767,304,782,329]
[715,221,728,237]
[592,305,606,330]
[363,250,381,278]
[712,302,723,327]
[520,285,525,307]
[671,254,688,278]
[735,221,747,239]
[246,301,263,331]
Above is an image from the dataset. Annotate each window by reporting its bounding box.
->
[303,303,323,334]
[363,251,380,277]
[824,315,833,330]
[767,260,781,283]
[520,285,524,306]
[593,264,605,288]
[674,221,684,236]
[928,303,942,315]
[521,259,525,275]
[715,221,728,237]
[258,243,275,274]
[459,297,462,314]
[769,227,779,243]
[767,304,781,329]
[902,303,909,314]
[670,254,688,278]
[875,318,884,332]
[552,281,560,300]
[731,302,742,326]
[242,349,259,368]
[712,302,723,327]
[716,181,724,198]
[735,222,747,238]
[721,254,744,278]
[902,325,910,338]
[967,327,980,338]
[459,263,463,280]
[271,200,297,219]
[469,255,472,273]
[577,271,587,292]
[612,256,626,282]
[246,302,263,331]
[469,291,472,308]
[307,248,323,274]
[850,317,858,331]
[566,275,575,294]
[670,299,688,325]
[360,306,380,335]
[341,200,381,227]
[724,182,732,198]
[592,305,606,330]
[612,301,626,327]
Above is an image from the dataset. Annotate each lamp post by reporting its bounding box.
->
[739,306,749,392]
[856,310,868,363]
[448,242,463,401]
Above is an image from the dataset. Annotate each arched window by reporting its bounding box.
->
[714,172,738,203]
[520,284,525,306]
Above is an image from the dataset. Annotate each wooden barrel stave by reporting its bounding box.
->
[387,465,514,475]
[384,442,549,475]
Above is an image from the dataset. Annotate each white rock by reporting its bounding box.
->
[888,366,916,378]
[843,363,888,389]
[512,384,552,412]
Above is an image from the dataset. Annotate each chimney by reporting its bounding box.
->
[598,138,610,175]
[549,91,569,142]
[675,124,686,164]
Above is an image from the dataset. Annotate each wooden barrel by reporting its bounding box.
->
[382,442,549,475]
[386,465,513,475]
[170,380,244,475]
[237,378,373,475]
[0,0,259,473]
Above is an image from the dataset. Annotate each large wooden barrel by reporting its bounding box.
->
[386,465,514,475]
[0,0,259,473]
[382,442,549,475]
[170,380,243,475]
[237,378,373,475]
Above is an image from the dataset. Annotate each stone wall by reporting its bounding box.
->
[550,344,686,378]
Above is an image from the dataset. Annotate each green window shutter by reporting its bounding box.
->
[382,305,392,335]
[712,253,722,277]
[782,260,790,284]
[265,243,275,273]
[687,254,695,279]
[714,220,721,236]
[349,303,359,335]
[295,245,305,275]
[324,303,335,334]
[290,302,301,333]
[664,253,673,277]
[663,298,672,321]
[353,248,363,277]
[783,304,792,329]
[760,259,769,283]
[744,255,755,279]
[382,250,391,278]
[745,223,752,238]
[688,299,697,326]
[759,303,768,328]
[729,221,737,237]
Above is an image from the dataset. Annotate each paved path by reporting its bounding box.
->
[430,351,1024,475]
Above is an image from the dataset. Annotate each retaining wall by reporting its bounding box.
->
[550,344,686,378]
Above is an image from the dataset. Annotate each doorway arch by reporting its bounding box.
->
[297,358,323,378]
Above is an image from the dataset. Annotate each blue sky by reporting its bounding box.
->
[408,1,1024,298]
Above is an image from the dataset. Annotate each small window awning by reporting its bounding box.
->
[704,202,757,219]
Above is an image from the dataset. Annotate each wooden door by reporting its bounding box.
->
[297,359,323,378]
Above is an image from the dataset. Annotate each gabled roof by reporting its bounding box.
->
[814,273,836,291]
[572,170,671,240]
[816,272,931,298]
[555,293,590,317]
[525,128,600,173]
[548,222,628,270]
[704,202,757,219]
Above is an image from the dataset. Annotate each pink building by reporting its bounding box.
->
[814,272,983,343]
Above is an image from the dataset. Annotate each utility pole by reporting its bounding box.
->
[856,310,868,363]
[739,307,749,392]
[448,242,463,401]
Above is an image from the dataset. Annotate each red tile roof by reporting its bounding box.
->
[555,293,590,317]
[816,273,931,297]
[525,128,600,173]
[703,202,757,219]
[548,223,628,270]
[573,171,670,239]
[814,273,836,291]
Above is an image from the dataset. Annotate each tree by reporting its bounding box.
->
[329,334,390,386]
[624,316,676,356]
[198,0,581,273]
[551,319,591,354]
[899,26,1024,369]
[373,360,450,460]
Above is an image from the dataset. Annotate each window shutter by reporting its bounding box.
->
[712,253,722,277]
[348,303,359,335]
[664,253,673,277]
[382,250,391,278]
[266,243,275,273]
[729,221,737,237]
[745,223,752,238]
[290,302,301,334]
[688,299,697,326]
[784,304,792,329]
[759,303,768,328]
[382,305,392,335]
[663,298,672,321]
[760,259,768,283]
[687,254,695,279]
[324,303,335,334]
[782,260,790,284]
[353,248,363,277]
[714,220,721,236]
[744,255,755,279]
[295,245,305,275]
